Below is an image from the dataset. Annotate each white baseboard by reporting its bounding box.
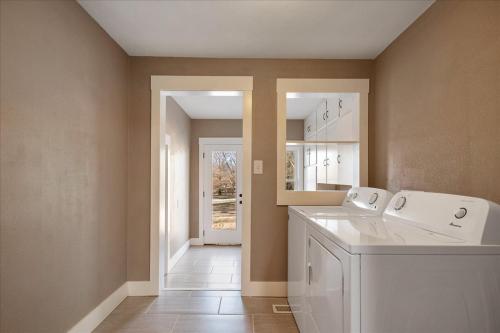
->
[190,238,204,246]
[67,282,128,333]
[243,281,288,297]
[127,281,156,296]
[167,240,190,271]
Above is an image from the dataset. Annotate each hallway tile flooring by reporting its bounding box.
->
[165,245,241,289]
[93,291,299,333]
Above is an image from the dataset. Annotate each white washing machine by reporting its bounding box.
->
[292,187,394,218]
[288,191,500,333]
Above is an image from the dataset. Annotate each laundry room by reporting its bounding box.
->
[1,1,499,333]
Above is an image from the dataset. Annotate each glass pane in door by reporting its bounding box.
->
[211,151,237,230]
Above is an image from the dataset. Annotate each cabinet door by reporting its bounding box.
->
[304,165,317,191]
[316,100,327,131]
[304,111,317,139]
[327,94,358,142]
[288,213,308,332]
[307,237,344,333]
[337,143,354,186]
[316,128,327,184]
[326,143,339,185]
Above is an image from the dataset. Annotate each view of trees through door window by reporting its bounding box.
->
[211,151,237,230]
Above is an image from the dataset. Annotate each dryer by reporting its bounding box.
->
[288,191,500,333]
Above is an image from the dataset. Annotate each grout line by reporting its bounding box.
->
[217,296,222,314]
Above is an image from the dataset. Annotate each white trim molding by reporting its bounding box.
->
[276,78,370,206]
[151,76,254,296]
[190,238,204,246]
[167,240,190,272]
[245,281,288,297]
[67,283,128,333]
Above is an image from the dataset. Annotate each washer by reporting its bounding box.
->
[288,191,500,333]
[292,187,394,218]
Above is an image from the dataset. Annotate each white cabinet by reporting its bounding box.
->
[327,94,359,142]
[326,143,339,185]
[304,110,317,140]
[307,237,344,333]
[300,94,360,188]
[304,165,317,191]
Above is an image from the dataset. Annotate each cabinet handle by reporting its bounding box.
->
[326,110,329,119]
[322,113,326,121]
[338,98,343,117]
[337,154,341,164]
[308,263,312,285]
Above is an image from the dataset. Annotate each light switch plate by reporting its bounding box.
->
[253,160,263,174]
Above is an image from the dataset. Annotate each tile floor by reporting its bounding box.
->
[165,245,241,289]
[93,291,299,333]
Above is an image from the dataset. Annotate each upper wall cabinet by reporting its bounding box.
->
[277,79,369,205]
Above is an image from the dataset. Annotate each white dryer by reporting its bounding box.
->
[288,191,500,333]
[292,187,394,218]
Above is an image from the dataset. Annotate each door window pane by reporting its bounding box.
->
[211,151,237,230]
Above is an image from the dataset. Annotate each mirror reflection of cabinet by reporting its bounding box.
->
[277,79,369,205]
[288,93,360,192]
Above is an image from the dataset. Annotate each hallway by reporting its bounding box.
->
[166,246,241,290]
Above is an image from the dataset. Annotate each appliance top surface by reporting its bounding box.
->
[290,190,500,255]
[302,214,500,254]
[290,187,394,217]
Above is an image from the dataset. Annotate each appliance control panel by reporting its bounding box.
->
[342,187,393,214]
[384,191,500,244]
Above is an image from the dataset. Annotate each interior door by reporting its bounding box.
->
[203,144,243,244]
[307,236,344,333]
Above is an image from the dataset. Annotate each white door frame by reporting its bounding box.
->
[149,76,253,296]
[159,134,172,288]
[199,138,243,245]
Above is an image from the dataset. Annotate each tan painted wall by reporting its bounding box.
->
[127,58,373,281]
[287,119,305,141]
[189,119,243,238]
[165,97,191,256]
[372,0,500,204]
[0,1,129,332]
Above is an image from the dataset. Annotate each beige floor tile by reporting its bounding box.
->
[219,297,289,315]
[166,245,241,289]
[191,290,241,297]
[253,314,299,333]
[159,290,192,297]
[172,315,252,333]
[112,297,157,314]
[147,296,221,314]
[93,313,178,333]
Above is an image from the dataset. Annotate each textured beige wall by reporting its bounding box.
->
[372,0,500,204]
[0,1,129,332]
[189,119,243,238]
[165,97,191,255]
[127,58,373,281]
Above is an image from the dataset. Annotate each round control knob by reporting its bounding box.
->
[369,193,379,205]
[454,207,467,219]
[394,196,406,211]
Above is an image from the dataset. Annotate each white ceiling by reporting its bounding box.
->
[172,96,243,119]
[78,0,433,59]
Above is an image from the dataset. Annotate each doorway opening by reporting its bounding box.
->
[152,84,249,291]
